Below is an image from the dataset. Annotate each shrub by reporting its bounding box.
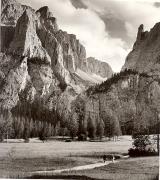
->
[128,135,157,157]
[133,135,152,151]
[39,134,47,141]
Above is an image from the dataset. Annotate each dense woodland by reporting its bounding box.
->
[0,101,159,142]
[0,69,159,142]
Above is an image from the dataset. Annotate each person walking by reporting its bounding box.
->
[103,155,107,163]
[112,155,115,163]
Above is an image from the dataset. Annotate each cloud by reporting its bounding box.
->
[70,0,87,9]
[18,0,160,72]
[82,0,160,41]
[154,2,160,7]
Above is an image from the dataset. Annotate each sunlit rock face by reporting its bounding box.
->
[86,57,113,78]
[0,0,113,124]
[1,0,34,26]
[9,10,51,63]
[122,23,160,78]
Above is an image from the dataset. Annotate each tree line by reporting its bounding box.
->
[0,102,122,141]
[86,68,150,95]
[0,94,159,142]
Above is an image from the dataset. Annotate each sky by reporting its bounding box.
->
[18,0,160,72]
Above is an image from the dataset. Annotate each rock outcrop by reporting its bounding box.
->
[2,0,159,134]
[0,0,113,126]
[1,0,34,25]
[0,0,160,134]
[122,23,160,77]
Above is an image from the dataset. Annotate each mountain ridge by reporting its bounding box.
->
[0,0,159,138]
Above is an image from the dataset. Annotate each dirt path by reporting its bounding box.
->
[31,156,129,177]
[32,160,117,176]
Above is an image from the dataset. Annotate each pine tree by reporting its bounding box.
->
[0,108,13,142]
[87,117,96,139]
[68,113,78,139]
[96,119,104,140]
[111,117,122,141]
[23,118,30,142]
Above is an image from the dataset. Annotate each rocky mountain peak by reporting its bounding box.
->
[122,22,160,77]
[0,0,113,112]
[137,24,144,40]
[0,0,159,137]
[36,6,53,19]
[36,6,58,32]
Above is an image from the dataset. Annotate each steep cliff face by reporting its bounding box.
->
[122,23,160,77]
[81,73,160,134]
[0,26,15,51]
[0,0,113,124]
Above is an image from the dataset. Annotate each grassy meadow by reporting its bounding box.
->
[57,156,159,180]
[0,136,159,179]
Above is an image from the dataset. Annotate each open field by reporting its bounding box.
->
[0,136,159,179]
[58,156,159,180]
[0,136,132,158]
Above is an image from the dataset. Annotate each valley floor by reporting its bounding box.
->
[0,136,159,179]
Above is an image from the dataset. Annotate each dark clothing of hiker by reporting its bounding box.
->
[103,155,107,163]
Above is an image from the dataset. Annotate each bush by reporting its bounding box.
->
[133,135,152,151]
[39,132,47,141]
[128,135,157,157]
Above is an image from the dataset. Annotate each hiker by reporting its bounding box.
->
[112,155,115,163]
[103,155,107,163]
